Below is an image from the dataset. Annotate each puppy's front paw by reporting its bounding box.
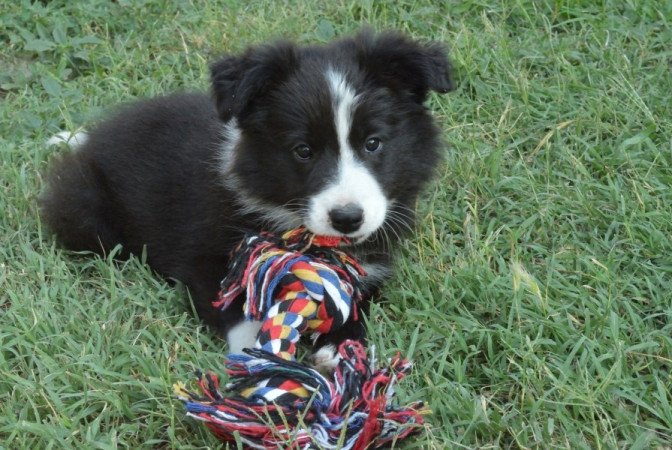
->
[310,344,342,373]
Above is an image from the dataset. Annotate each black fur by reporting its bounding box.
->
[40,30,454,350]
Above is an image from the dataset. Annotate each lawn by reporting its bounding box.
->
[1,0,671,448]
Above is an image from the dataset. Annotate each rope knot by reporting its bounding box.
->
[213,227,366,358]
[176,228,428,448]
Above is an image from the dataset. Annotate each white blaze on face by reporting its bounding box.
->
[305,69,388,238]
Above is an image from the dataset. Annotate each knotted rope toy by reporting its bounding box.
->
[174,228,428,449]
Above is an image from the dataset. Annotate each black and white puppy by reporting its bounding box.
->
[40,30,454,367]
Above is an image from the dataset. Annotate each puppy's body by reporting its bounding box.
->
[43,94,252,327]
[41,31,454,356]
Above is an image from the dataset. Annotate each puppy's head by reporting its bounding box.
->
[213,30,455,241]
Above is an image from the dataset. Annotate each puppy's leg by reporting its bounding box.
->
[185,271,262,354]
[226,320,263,354]
[310,261,387,372]
[311,297,370,372]
[40,152,122,256]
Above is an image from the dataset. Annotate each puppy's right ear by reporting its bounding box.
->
[210,41,298,120]
[354,29,455,103]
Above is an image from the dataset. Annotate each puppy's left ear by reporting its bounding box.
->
[355,30,456,102]
[210,41,298,120]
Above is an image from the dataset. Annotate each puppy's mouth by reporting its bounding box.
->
[244,202,373,243]
[259,202,383,244]
[304,220,378,245]
[303,203,387,244]
[301,225,373,246]
[349,234,371,245]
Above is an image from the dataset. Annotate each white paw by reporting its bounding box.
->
[226,320,262,354]
[311,344,342,373]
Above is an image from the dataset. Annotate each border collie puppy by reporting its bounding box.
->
[40,30,454,367]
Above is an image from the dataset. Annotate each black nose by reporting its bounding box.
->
[328,203,364,234]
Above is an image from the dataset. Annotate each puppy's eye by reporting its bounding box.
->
[364,137,382,153]
[293,144,313,161]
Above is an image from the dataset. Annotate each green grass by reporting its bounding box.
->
[2,0,671,448]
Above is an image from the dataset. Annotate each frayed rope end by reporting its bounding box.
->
[176,340,428,449]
